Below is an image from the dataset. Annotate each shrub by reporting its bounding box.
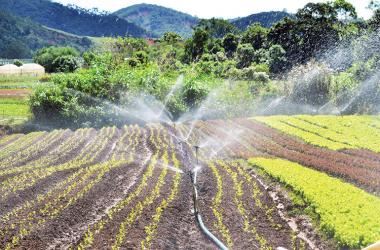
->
[236,43,255,69]
[127,58,140,68]
[286,61,333,106]
[215,51,227,62]
[52,55,80,73]
[182,74,213,108]
[13,60,23,67]
[162,32,182,44]
[268,44,287,74]
[253,64,270,74]
[133,51,148,65]
[34,46,79,73]
[38,74,52,83]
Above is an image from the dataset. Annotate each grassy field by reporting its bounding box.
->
[0,75,39,89]
[0,75,37,125]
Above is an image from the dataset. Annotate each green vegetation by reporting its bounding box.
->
[254,115,380,152]
[0,0,146,38]
[248,158,380,248]
[0,75,37,126]
[232,11,292,30]
[25,0,380,127]
[0,75,39,89]
[0,98,30,117]
[34,47,80,73]
[0,11,92,59]
[114,3,198,38]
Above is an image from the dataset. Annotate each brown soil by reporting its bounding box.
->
[1,119,377,249]
[0,89,31,97]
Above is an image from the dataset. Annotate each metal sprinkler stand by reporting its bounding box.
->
[194,145,200,164]
[188,146,229,250]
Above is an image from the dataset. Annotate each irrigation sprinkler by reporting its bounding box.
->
[194,145,200,164]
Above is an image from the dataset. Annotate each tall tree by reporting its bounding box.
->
[196,18,240,38]
[242,23,268,50]
[184,28,210,62]
[222,33,239,57]
[268,1,357,66]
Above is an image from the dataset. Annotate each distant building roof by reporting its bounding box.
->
[20,63,45,70]
[0,63,45,75]
[0,64,20,74]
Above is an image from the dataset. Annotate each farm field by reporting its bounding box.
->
[0,116,379,249]
[0,76,37,126]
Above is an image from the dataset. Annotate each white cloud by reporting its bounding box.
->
[53,0,374,19]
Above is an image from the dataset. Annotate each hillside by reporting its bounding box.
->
[232,11,292,30]
[114,4,198,38]
[0,11,92,58]
[0,0,147,37]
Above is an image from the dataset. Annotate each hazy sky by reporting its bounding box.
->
[53,0,374,19]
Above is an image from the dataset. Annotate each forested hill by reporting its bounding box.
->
[0,11,92,58]
[0,0,147,37]
[114,4,199,38]
[232,11,292,30]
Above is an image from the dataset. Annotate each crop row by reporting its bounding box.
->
[0,125,142,248]
[202,160,304,249]
[249,157,380,248]
[0,134,20,148]
[254,115,380,152]
[0,127,117,200]
[197,118,380,193]
[0,131,46,160]
[0,128,92,178]
[0,129,68,170]
[76,125,173,249]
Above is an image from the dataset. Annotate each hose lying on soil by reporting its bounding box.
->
[190,169,229,250]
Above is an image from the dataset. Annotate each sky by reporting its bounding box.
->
[53,0,374,19]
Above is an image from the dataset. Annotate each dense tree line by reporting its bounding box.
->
[29,0,380,128]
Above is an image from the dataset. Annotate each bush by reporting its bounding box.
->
[13,60,23,67]
[162,32,182,44]
[286,61,333,106]
[52,55,80,73]
[268,44,287,74]
[38,74,52,83]
[133,51,148,65]
[236,43,255,69]
[29,83,65,124]
[34,46,80,73]
[127,58,140,68]
[182,74,214,108]
[253,64,270,74]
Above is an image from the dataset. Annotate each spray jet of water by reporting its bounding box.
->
[340,70,380,115]
[158,74,184,118]
[177,81,232,141]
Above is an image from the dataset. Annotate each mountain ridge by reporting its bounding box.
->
[232,11,293,30]
[0,0,148,37]
[114,3,198,38]
[0,10,92,58]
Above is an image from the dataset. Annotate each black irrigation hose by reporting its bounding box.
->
[190,170,229,250]
[171,125,228,249]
